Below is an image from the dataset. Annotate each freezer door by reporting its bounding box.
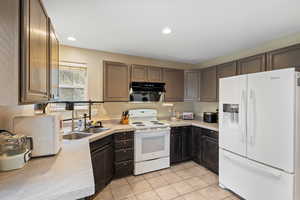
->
[247,68,295,173]
[220,149,294,200]
[219,75,247,156]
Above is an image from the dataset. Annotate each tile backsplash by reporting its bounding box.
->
[193,102,219,118]
[0,101,218,131]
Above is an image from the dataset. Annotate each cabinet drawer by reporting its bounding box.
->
[114,160,133,179]
[114,139,133,150]
[90,136,113,152]
[115,148,133,162]
[114,131,134,141]
[201,128,218,140]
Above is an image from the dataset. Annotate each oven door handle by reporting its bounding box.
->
[135,128,170,134]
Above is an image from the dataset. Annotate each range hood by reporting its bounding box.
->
[129,82,166,102]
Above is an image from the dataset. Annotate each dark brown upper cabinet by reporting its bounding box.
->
[267,44,300,70]
[131,65,162,82]
[200,66,217,102]
[163,69,184,102]
[49,21,60,100]
[104,61,130,102]
[217,62,237,100]
[238,54,266,75]
[148,67,162,82]
[20,0,50,104]
[131,65,148,82]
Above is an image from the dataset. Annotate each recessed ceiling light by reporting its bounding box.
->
[67,36,76,41]
[162,27,172,35]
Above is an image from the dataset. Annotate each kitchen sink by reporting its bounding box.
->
[63,133,92,140]
[81,127,110,134]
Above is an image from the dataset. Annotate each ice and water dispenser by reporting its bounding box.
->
[222,104,239,128]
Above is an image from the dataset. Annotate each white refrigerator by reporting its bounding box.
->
[219,68,300,200]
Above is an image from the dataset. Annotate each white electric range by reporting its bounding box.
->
[128,109,170,175]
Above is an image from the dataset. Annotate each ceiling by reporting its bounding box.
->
[43,0,300,64]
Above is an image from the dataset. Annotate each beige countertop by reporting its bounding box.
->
[162,119,219,132]
[0,119,218,200]
[0,139,95,200]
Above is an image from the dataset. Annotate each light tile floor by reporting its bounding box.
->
[94,161,240,200]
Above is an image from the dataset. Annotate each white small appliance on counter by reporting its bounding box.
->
[13,114,63,157]
[182,112,194,120]
[128,109,170,175]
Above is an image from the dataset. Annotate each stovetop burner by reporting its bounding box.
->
[132,122,143,125]
[153,122,164,125]
[136,124,145,126]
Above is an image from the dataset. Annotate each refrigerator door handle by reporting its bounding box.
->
[223,152,282,179]
[249,89,256,146]
[240,90,246,143]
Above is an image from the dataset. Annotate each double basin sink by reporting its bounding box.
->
[63,127,110,140]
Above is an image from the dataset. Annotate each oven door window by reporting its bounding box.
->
[142,136,165,154]
[135,131,170,161]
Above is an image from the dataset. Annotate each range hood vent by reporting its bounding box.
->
[129,82,166,102]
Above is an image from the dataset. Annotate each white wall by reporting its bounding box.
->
[195,32,300,68]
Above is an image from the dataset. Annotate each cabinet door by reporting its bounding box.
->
[163,69,184,102]
[21,0,50,104]
[181,127,192,161]
[192,127,202,164]
[104,145,114,184]
[202,136,219,174]
[200,66,217,102]
[91,144,114,193]
[103,61,130,102]
[131,65,148,82]
[170,131,182,164]
[91,148,106,192]
[217,62,237,100]
[238,54,266,75]
[0,0,19,105]
[267,44,300,70]
[184,71,200,101]
[148,67,162,82]
[49,21,59,100]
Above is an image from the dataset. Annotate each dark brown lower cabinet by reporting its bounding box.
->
[90,136,114,194]
[170,126,192,164]
[201,135,219,174]
[192,127,202,164]
[192,127,219,174]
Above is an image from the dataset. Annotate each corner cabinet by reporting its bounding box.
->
[200,66,217,102]
[184,70,200,102]
[163,69,184,102]
[103,61,130,102]
[20,0,50,104]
